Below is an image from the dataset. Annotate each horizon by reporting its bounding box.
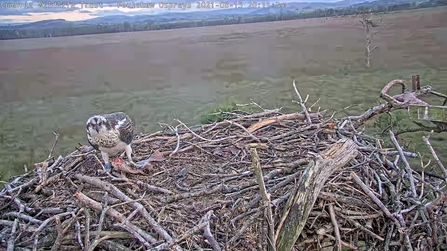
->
[0,0,367,24]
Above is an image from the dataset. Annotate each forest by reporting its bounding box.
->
[0,0,446,40]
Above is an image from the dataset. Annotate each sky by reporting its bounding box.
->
[0,0,344,23]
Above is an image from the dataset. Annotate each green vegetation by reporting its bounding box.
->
[0,122,47,181]
[369,105,447,170]
[1,0,447,40]
[199,96,258,124]
[371,110,418,149]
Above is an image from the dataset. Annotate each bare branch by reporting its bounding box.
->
[292,80,312,125]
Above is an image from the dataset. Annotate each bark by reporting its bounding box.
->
[275,138,358,251]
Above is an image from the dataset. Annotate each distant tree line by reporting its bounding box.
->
[0,0,446,40]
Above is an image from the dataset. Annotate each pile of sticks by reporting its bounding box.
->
[1,80,446,251]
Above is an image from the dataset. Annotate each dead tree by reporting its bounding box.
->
[359,9,379,68]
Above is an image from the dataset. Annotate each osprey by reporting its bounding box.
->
[86,112,136,171]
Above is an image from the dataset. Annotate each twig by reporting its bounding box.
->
[323,234,358,250]
[165,184,222,203]
[63,231,132,240]
[308,97,321,111]
[422,134,447,180]
[201,210,221,251]
[228,211,262,246]
[246,161,309,209]
[170,125,181,155]
[110,178,166,211]
[151,211,212,250]
[228,120,260,142]
[61,209,84,236]
[87,235,112,251]
[337,212,384,241]
[74,174,180,250]
[153,220,209,250]
[6,218,19,251]
[292,80,312,125]
[389,130,417,197]
[99,240,134,251]
[31,212,72,251]
[47,132,59,159]
[175,119,236,142]
[249,146,276,251]
[74,218,84,249]
[7,178,38,194]
[350,172,397,224]
[3,212,42,224]
[328,204,342,251]
[74,191,157,246]
[88,193,109,251]
[248,99,267,111]
[34,172,63,193]
[358,147,418,158]
[84,208,91,250]
[50,216,63,251]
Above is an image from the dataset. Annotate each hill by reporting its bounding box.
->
[1,0,445,40]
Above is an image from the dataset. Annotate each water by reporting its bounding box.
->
[1,8,447,181]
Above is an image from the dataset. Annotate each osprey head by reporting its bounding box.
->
[86,115,108,135]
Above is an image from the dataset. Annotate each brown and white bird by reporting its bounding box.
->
[86,112,136,171]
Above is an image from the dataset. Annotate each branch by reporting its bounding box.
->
[389,130,417,197]
[201,210,221,251]
[6,219,19,251]
[380,79,431,108]
[47,132,59,159]
[422,134,447,180]
[250,146,276,251]
[74,174,178,249]
[350,172,399,225]
[88,194,109,251]
[247,112,323,133]
[429,90,447,106]
[328,204,342,251]
[346,79,433,128]
[74,191,157,247]
[337,212,384,241]
[292,80,312,125]
[275,138,358,251]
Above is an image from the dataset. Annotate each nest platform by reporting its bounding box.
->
[1,102,446,251]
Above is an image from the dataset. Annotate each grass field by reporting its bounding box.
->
[1,7,447,180]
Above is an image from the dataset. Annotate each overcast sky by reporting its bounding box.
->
[0,0,346,23]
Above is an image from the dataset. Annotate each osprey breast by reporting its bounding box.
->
[91,130,121,149]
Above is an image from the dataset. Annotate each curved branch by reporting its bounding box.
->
[347,79,434,129]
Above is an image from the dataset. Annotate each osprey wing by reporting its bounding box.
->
[106,112,134,145]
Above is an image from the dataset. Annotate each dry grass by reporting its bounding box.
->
[1,8,446,102]
[0,7,447,180]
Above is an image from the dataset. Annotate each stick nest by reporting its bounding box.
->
[1,108,446,251]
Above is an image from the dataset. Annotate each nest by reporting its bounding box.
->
[1,83,447,251]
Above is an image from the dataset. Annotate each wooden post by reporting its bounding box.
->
[412,75,420,91]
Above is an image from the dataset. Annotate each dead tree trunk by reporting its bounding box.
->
[275,138,359,251]
[360,9,377,68]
